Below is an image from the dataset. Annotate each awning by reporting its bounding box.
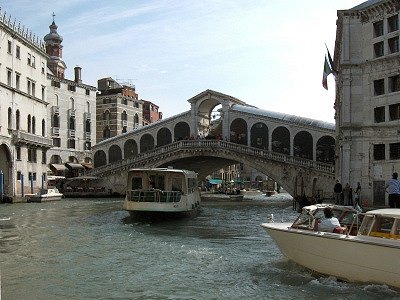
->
[81,163,93,170]
[65,163,85,170]
[208,179,223,185]
[49,164,68,172]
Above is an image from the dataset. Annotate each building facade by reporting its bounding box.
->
[96,77,143,143]
[0,10,53,198]
[334,0,400,206]
[142,100,162,125]
[44,19,97,177]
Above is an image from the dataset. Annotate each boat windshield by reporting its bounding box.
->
[292,206,359,230]
[358,212,400,239]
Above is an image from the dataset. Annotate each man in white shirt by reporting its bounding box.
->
[318,207,347,233]
[386,172,400,208]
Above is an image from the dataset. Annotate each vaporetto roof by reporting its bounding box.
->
[231,104,335,131]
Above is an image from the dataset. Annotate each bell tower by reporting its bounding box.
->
[44,13,66,79]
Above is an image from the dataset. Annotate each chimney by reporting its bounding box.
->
[74,66,82,84]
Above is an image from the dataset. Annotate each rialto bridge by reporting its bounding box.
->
[90,90,336,201]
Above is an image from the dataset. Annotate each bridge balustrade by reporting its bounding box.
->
[91,140,334,177]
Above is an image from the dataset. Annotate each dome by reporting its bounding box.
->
[44,21,63,44]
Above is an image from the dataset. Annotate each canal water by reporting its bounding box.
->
[0,195,399,300]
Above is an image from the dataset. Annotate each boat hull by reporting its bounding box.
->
[262,223,400,288]
[29,195,63,203]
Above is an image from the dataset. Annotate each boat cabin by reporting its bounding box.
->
[358,209,400,239]
[126,168,198,203]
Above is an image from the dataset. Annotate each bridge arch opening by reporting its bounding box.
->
[140,133,155,153]
[174,122,190,141]
[272,126,290,155]
[157,127,172,147]
[250,122,268,149]
[316,136,335,164]
[94,150,107,167]
[294,131,313,159]
[230,118,247,145]
[109,145,122,163]
[124,139,138,159]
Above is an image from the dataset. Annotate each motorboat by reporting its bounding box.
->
[261,204,400,289]
[123,168,201,218]
[29,188,64,203]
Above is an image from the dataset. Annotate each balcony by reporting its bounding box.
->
[84,112,91,121]
[52,127,60,136]
[84,132,91,141]
[12,130,53,148]
[52,106,60,114]
[121,120,128,127]
[68,109,76,117]
[68,129,76,138]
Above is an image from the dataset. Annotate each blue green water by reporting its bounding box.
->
[0,196,399,299]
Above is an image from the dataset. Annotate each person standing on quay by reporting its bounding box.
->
[354,182,361,208]
[333,180,343,204]
[386,172,400,208]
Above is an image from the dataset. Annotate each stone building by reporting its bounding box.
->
[334,0,400,206]
[142,100,162,125]
[96,77,143,143]
[0,10,53,198]
[44,18,97,177]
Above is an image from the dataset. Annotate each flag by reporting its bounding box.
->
[322,55,332,90]
[325,44,337,75]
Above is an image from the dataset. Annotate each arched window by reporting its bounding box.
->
[86,101,90,113]
[55,94,59,107]
[8,107,12,129]
[16,110,20,130]
[133,114,139,129]
[27,114,31,133]
[70,97,75,110]
[42,119,46,137]
[103,110,111,121]
[85,119,91,132]
[32,116,36,134]
[53,114,60,128]
[103,126,111,139]
[69,116,75,130]
[121,111,127,121]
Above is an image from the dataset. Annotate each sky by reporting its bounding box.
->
[2,0,364,123]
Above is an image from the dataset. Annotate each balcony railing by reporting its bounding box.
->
[68,129,76,138]
[121,120,128,127]
[12,130,53,148]
[52,127,60,136]
[68,109,76,117]
[52,106,59,114]
[84,112,91,121]
[84,132,91,141]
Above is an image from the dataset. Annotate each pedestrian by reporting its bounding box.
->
[354,182,361,208]
[333,180,343,205]
[386,172,400,208]
[343,183,351,205]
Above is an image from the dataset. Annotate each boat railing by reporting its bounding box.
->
[126,190,182,203]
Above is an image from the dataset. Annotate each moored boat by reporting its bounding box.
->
[123,168,201,218]
[29,188,64,203]
[261,205,400,289]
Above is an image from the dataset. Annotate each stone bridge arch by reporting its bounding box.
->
[91,140,334,201]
